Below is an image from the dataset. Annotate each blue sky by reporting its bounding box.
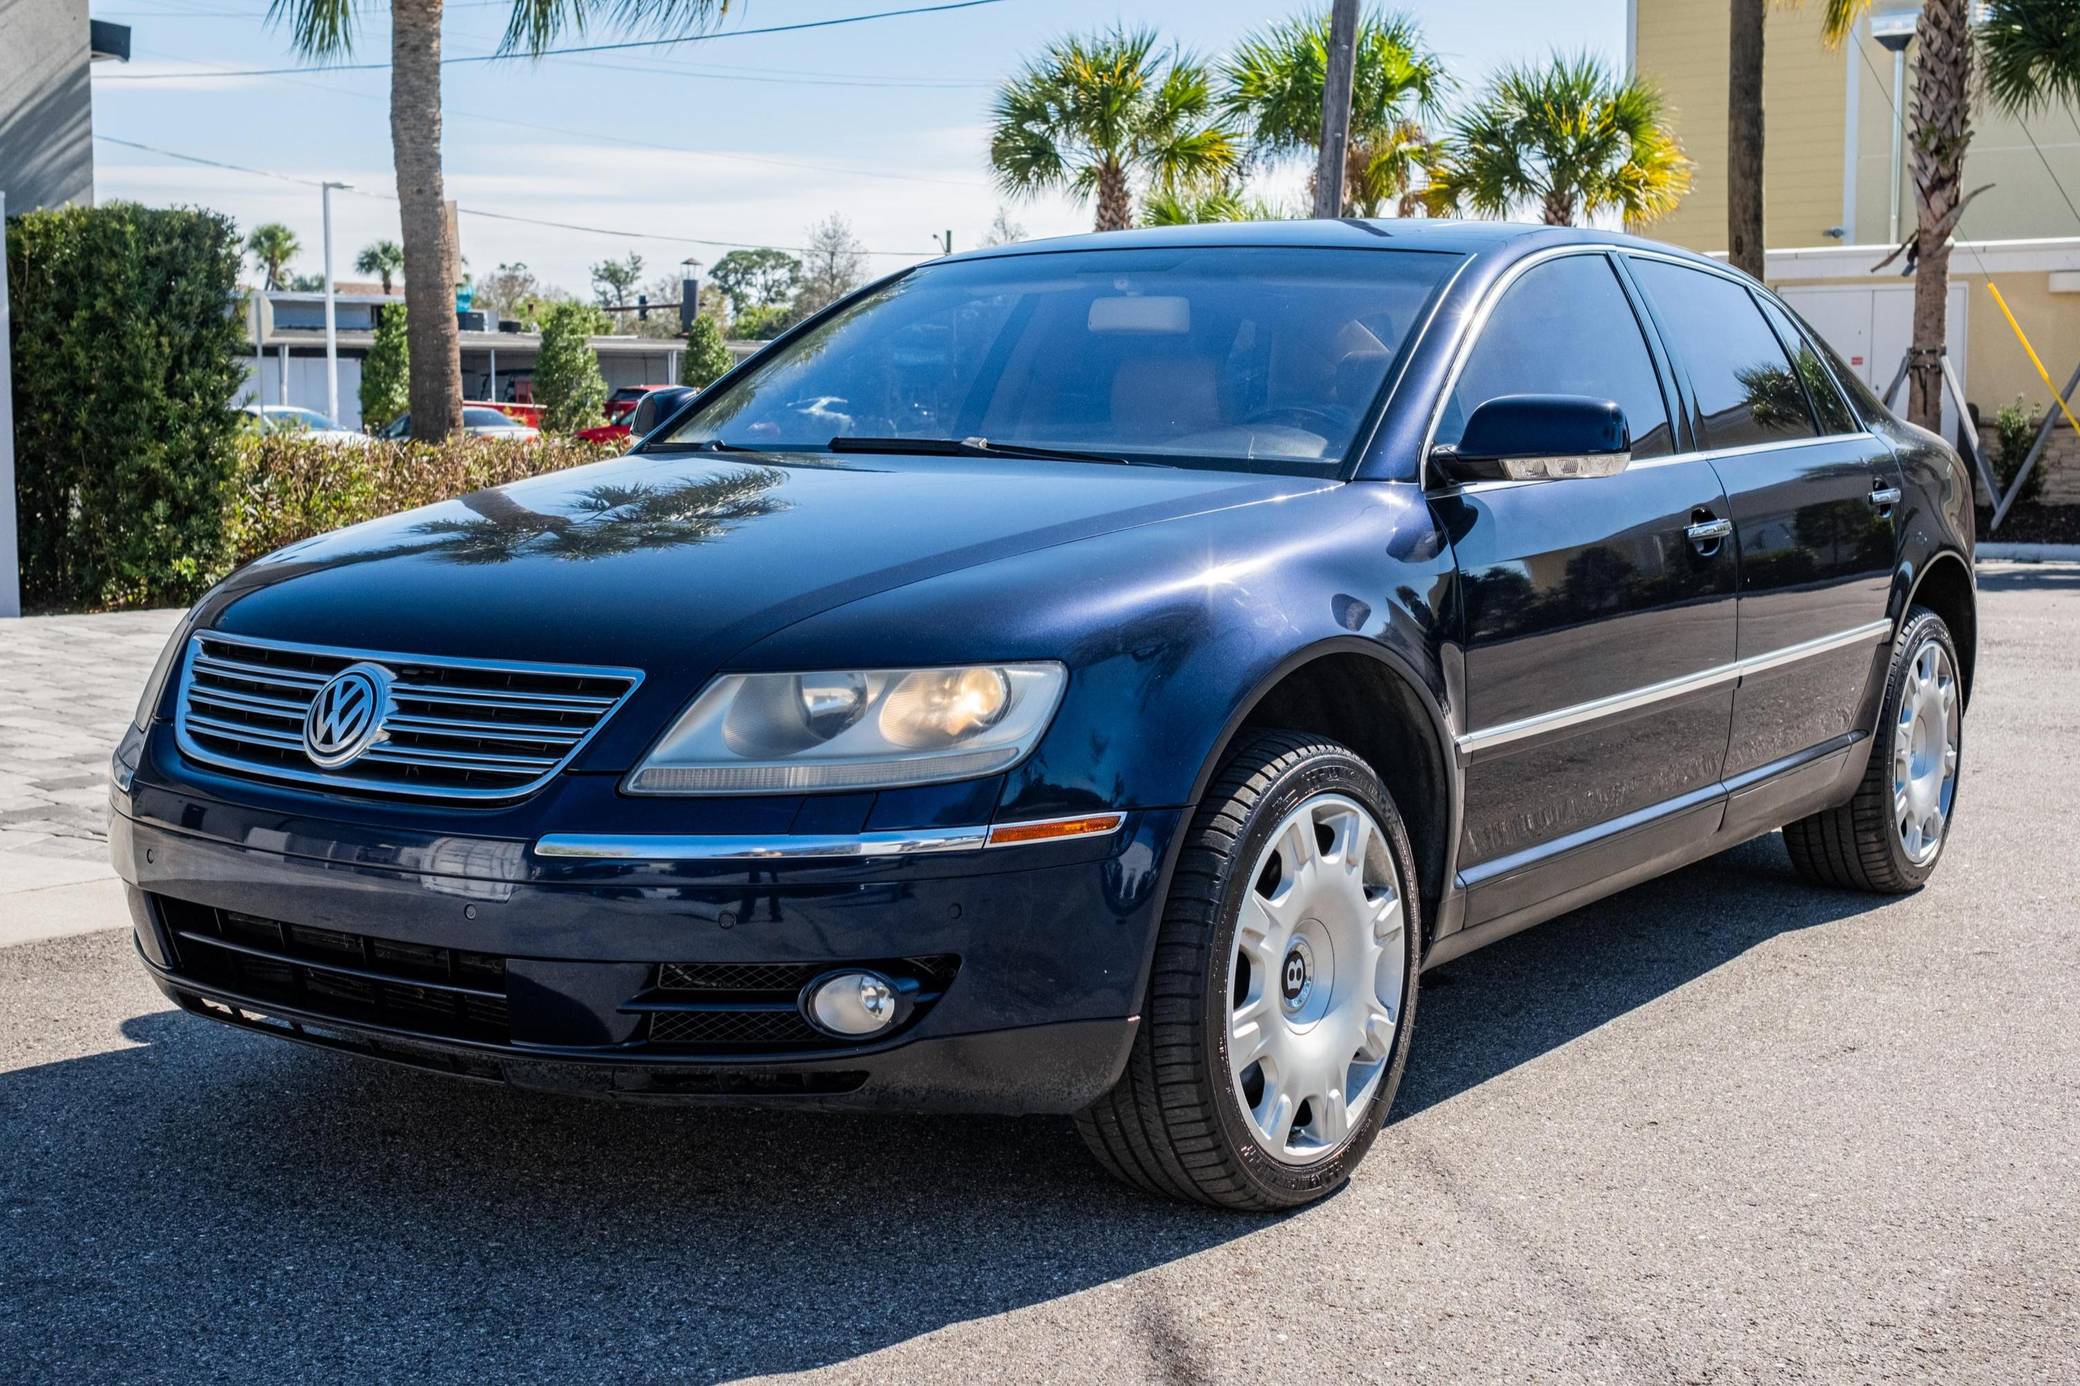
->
[91,0,1627,295]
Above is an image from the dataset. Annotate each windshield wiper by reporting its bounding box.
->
[827,435,1149,467]
[641,438,762,454]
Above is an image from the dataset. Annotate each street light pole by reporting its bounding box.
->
[1312,0,1361,219]
[320,180,352,425]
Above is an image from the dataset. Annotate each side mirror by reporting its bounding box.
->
[631,387,696,437]
[1430,394,1631,485]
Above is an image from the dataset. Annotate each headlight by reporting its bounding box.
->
[133,609,200,732]
[626,663,1067,795]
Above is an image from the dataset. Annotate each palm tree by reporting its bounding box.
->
[266,1,723,440]
[1728,0,1769,279]
[1817,2,1979,432]
[1425,53,1691,228]
[1221,7,1449,217]
[990,28,1241,232]
[1982,1,2080,119]
[243,222,300,291]
[354,238,404,293]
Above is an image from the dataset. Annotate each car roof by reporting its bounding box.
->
[931,217,1722,270]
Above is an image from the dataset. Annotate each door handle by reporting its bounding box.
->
[1685,517,1733,544]
[1870,484,1903,508]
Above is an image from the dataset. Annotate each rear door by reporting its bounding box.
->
[1430,251,1738,898]
[1626,258,1901,787]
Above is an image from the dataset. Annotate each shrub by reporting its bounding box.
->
[732,303,794,340]
[533,300,610,433]
[1991,396,2046,509]
[223,433,622,570]
[6,202,246,610]
[680,314,734,387]
[359,303,409,430]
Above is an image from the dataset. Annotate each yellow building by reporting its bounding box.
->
[1629,1,2080,502]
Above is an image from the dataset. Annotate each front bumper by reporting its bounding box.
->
[112,782,1181,1114]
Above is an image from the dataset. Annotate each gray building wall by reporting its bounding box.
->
[0,0,94,212]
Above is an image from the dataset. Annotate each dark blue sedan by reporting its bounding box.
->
[113,221,1975,1209]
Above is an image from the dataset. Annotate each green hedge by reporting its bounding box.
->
[224,433,621,571]
[7,202,247,610]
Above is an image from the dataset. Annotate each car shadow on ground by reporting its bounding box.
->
[2,834,1891,1381]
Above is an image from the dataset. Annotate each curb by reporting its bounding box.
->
[1977,544,2080,563]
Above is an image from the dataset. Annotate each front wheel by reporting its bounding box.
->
[1784,606,1962,893]
[1075,732,1421,1210]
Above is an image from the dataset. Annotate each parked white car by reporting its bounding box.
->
[238,405,370,446]
[376,407,541,442]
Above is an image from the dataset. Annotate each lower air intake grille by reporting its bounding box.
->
[638,955,959,1054]
[158,896,510,1043]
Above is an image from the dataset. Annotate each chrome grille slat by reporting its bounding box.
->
[174,632,643,802]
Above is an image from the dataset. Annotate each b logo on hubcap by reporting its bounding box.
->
[1281,945,1311,1009]
[303,663,392,768]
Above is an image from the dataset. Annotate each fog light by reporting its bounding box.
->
[803,970,902,1037]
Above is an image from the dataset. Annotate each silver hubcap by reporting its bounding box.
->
[1894,638,1959,865]
[1225,793,1406,1165]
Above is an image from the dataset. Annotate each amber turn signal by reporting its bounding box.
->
[985,813,1126,848]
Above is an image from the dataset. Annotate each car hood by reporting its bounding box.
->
[206,450,1333,672]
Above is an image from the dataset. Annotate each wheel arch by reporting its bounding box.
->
[1903,550,1976,707]
[1186,639,1459,940]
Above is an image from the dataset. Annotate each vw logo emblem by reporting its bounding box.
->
[303,663,392,768]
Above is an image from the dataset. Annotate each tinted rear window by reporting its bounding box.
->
[1630,260,1819,450]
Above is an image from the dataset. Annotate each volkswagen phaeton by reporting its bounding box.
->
[113,222,1975,1209]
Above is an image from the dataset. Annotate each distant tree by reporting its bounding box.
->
[285,272,327,292]
[1425,53,1690,227]
[680,314,734,388]
[533,300,610,433]
[590,252,644,309]
[709,247,801,314]
[990,28,1241,231]
[732,303,794,340]
[981,206,1027,246]
[474,261,545,323]
[360,304,410,429]
[1142,184,1289,225]
[354,238,404,292]
[791,214,868,318]
[244,222,300,290]
[1222,7,1449,217]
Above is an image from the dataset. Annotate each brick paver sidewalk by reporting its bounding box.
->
[0,610,183,919]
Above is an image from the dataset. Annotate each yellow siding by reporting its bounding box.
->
[1632,0,1847,251]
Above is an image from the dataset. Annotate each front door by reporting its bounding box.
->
[1429,252,1738,903]
[1627,260,1901,784]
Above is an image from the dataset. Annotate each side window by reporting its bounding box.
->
[1630,260,1820,450]
[1436,254,1674,460]
[1755,297,1859,435]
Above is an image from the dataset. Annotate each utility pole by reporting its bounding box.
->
[320,180,351,425]
[1312,0,1361,219]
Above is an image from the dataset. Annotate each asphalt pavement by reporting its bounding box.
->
[2,565,2075,1383]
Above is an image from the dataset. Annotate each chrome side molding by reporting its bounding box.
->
[533,812,1126,862]
[1457,619,1893,756]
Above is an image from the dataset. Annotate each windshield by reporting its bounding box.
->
[660,246,1460,474]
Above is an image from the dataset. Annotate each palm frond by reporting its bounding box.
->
[498,0,729,58]
[1981,0,2080,114]
[266,0,365,61]
[1819,0,1873,47]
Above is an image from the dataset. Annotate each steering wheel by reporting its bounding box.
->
[1240,404,1346,437]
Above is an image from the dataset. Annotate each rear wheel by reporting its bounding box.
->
[1784,607,1962,893]
[1075,732,1421,1209]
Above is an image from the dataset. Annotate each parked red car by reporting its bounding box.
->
[604,384,675,424]
[577,385,696,444]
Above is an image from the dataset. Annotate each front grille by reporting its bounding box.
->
[159,897,511,1042]
[637,956,959,1054]
[173,631,641,801]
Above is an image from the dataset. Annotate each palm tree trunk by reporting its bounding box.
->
[1727,0,1767,280]
[1540,188,1576,226]
[1904,0,1974,432]
[1094,163,1132,232]
[391,0,462,442]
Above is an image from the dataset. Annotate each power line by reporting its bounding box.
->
[93,132,941,257]
[97,0,1010,80]
[108,45,994,189]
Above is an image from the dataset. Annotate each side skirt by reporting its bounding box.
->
[1424,731,1872,971]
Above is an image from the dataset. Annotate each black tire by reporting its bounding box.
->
[1075,731,1422,1210]
[1784,606,1962,893]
